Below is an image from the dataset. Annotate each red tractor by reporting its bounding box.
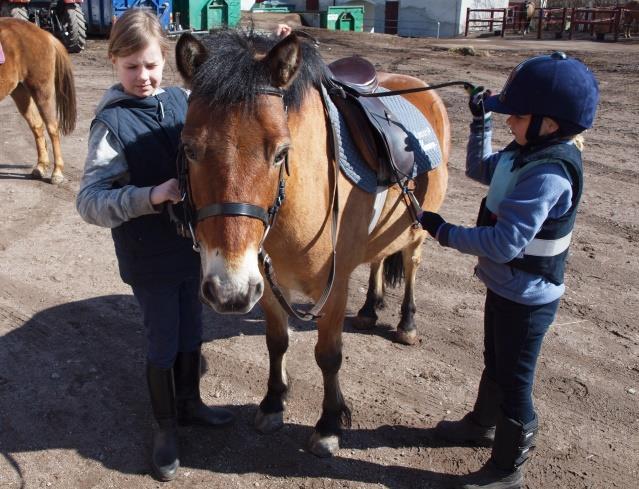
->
[0,0,86,52]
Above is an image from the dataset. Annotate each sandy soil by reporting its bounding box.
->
[0,25,638,489]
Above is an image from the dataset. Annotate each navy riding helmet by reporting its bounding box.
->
[485,52,599,139]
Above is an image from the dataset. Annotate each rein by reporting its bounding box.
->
[177,87,339,322]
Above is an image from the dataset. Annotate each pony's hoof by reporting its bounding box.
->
[254,409,284,434]
[308,431,339,457]
[352,315,376,330]
[50,173,64,185]
[395,328,418,345]
[31,167,47,180]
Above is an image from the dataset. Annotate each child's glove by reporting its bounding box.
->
[469,89,492,118]
[418,211,446,238]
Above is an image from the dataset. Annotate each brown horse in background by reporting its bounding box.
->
[175,30,449,456]
[622,1,639,38]
[0,18,76,184]
[517,1,535,35]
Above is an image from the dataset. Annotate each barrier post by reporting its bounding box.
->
[537,7,543,39]
[502,8,506,37]
[569,7,576,39]
[465,7,470,36]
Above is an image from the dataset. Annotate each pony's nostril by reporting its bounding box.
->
[255,282,263,296]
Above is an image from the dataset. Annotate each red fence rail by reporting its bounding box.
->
[465,6,626,41]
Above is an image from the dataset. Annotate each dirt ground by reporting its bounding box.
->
[0,24,638,489]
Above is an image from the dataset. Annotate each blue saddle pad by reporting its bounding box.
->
[323,85,442,194]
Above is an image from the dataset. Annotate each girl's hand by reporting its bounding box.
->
[150,178,181,206]
[275,23,292,38]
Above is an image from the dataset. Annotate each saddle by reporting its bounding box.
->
[327,56,414,186]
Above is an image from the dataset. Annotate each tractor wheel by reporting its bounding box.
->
[0,4,29,22]
[58,4,86,53]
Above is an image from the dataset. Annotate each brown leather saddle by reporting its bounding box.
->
[327,56,414,186]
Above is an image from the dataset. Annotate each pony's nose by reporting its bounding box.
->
[200,278,263,314]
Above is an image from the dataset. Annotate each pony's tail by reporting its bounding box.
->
[383,251,404,288]
[53,39,77,135]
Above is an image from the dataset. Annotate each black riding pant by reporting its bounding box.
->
[483,288,560,424]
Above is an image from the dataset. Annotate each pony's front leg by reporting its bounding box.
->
[254,286,290,434]
[353,260,384,330]
[309,285,352,457]
[395,236,425,345]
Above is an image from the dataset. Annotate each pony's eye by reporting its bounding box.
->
[184,144,197,161]
[274,148,288,167]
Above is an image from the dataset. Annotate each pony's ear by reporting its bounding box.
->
[262,33,301,89]
[176,33,208,86]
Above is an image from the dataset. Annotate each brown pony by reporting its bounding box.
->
[0,18,76,184]
[623,1,639,38]
[175,30,449,457]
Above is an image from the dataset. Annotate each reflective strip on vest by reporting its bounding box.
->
[523,231,572,257]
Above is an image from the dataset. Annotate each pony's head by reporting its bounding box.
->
[175,30,325,313]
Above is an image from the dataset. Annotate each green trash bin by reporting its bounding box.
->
[173,0,240,30]
[321,6,364,32]
[206,0,241,28]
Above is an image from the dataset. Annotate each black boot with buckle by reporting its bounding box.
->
[174,348,235,427]
[458,411,538,489]
[146,364,179,481]
[436,371,501,446]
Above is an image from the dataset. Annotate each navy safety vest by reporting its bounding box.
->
[476,142,583,285]
[93,87,199,284]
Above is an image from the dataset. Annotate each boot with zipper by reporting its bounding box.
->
[458,411,538,489]
[146,364,179,481]
[174,348,235,427]
[436,371,501,446]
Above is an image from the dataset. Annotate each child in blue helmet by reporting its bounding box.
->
[419,52,599,489]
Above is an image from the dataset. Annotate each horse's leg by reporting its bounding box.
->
[395,236,424,346]
[309,282,351,457]
[10,84,50,178]
[353,261,385,330]
[29,86,64,184]
[254,286,290,434]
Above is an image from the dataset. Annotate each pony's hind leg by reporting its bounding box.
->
[309,282,351,457]
[395,236,425,346]
[353,261,385,330]
[255,287,290,434]
[10,84,50,179]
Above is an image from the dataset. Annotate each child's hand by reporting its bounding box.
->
[150,178,181,206]
[418,211,446,238]
[275,24,292,38]
[469,89,492,118]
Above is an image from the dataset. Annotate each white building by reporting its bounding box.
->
[241,0,510,37]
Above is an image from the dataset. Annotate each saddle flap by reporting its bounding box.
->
[329,89,415,185]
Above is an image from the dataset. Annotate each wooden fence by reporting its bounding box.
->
[465,5,629,41]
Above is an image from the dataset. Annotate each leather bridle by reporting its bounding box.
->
[176,87,339,322]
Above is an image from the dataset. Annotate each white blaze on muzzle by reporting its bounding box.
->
[200,247,264,314]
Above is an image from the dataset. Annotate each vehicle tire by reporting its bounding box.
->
[0,4,29,22]
[57,4,86,53]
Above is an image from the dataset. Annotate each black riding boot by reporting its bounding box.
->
[436,371,501,446]
[458,411,538,489]
[146,364,179,481]
[174,348,235,427]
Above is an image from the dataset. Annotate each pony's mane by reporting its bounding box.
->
[189,29,329,111]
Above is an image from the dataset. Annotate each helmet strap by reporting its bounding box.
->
[525,114,545,144]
